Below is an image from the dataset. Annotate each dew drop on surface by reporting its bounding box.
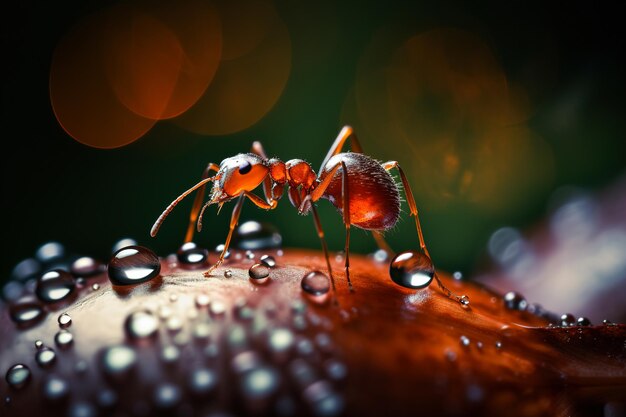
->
[161,345,181,364]
[389,250,434,289]
[5,364,31,389]
[91,283,100,291]
[55,330,74,348]
[249,263,270,284]
[560,313,576,327]
[224,270,233,278]
[35,339,44,349]
[260,254,276,268]
[2,281,25,302]
[169,293,179,302]
[166,316,183,333]
[36,242,65,263]
[302,380,345,417]
[195,294,210,308]
[189,368,218,396]
[268,328,295,355]
[577,317,591,326]
[11,258,41,282]
[503,291,528,311]
[459,295,470,306]
[75,361,88,374]
[35,269,76,303]
[240,366,280,400]
[210,300,226,316]
[215,244,231,259]
[324,359,347,381]
[301,271,331,302]
[43,375,70,402]
[232,351,263,374]
[58,313,72,327]
[495,341,503,350]
[232,220,283,250]
[289,359,317,388]
[67,401,97,417]
[459,335,470,347]
[108,246,161,285]
[176,242,209,265]
[246,250,255,260]
[36,347,57,368]
[153,383,182,409]
[125,310,159,339]
[372,248,390,263]
[101,345,137,377]
[453,271,463,280]
[70,257,104,277]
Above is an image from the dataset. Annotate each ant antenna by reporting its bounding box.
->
[150,177,215,237]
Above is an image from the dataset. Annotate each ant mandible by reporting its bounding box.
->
[151,126,460,300]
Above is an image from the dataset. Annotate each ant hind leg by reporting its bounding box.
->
[185,162,220,243]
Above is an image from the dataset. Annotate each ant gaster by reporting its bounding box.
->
[151,126,460,300]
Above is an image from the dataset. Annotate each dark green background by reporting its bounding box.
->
[3,1,625,283]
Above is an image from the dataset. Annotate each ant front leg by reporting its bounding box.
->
[185,162,220,243]
[204,194,245,277]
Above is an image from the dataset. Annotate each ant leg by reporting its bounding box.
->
[382,161,462,302]
[185,163,220,243]
[204,194,245,277]
[309,203,337,301]
[372,231,395,256]
[319,126,363,172]
[339,161,354,292]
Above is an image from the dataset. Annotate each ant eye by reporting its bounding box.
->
[238,161,252,175]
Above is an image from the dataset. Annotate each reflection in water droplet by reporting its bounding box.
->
[112,238,138,254]
[249,263,270,284]
[101,345,137,377]
[166,316,183,333]
[125,310,159,339]
[302,380,344,417]
[260,254,276,268]
[55,330,74,348]
[108,246,161,285]
[177,242,209,265]
[459,335,470,347]
[153,383,182,409]
[224,270,233,278]
[36,269,76,303]
[36,347,57,368]
[5,364,31,389]
[56,313,71,328]
[70,257,104,277]
[43,375,70,402]
[301,271,331,303]
[503,292,528,311]
[189,368,218,396]
[289,359,317,388]
[577,317,591,326]
[389,251,434,289]
[36,242,65,263]
[233,221,282,250]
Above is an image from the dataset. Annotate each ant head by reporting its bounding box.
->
[210,154,269,203]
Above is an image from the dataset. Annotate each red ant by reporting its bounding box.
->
[151,126,460,300]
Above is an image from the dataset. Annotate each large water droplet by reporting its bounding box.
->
[36,347,57,368]
[249,263,270,284]
[176,242,209,265]
[301,271,331,303]
[70,257,104,277]
[503,291,528,311]
[42,375,70,402]
[577,317,591,326]
[100,345,137,378]
[55,330,74,348]
[9,297,45,326]
[233,221,282,250]
[35,269,76,303]
[58,312,72,327]
[389,251,434,289]
[5,364,31,389]
[108,246,160,285]
[36,242,65,263]
[125,310,159,339]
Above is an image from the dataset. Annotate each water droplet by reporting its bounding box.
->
[5,364,31,389]
[301,271,331,303]
[210,300,226,316]
[603,319,613,325]
[560,313,576,327]
[296,338,314,356]
[195,294,210,308]
[108,246,161,285]
[495,341,503,350]
[193,322,212,340]
[67,401,97,417]
[166,316,184,333]
[459,295,470,306]
[70,257,104,277]
[11,258,41,282]
[268,328,295,356]
[291,300,307,314]
[476,341,484,350]
[503,291,528,311]
[324,359,347,381]
[233,220,282,250]
[153,383,182,409]
[314,333,333,353]
[372,248,390,263]
[169,293,179,302]
[453,271,463,280]
[246,250,255,260]
[445,349,457,362]
[74,361,88,374]
[302,380,344,417]
[91,283,100,291]
[577,317,591,326]
[36,269,76,303]
[249,263,270,284]
[260,254,276,268]
[215,244,231,259]
[36,242,65,263]
[389,250,434,289]
[55,330,74,348]
[224,270,233,278]
[97,389,118,409]
[36,347,57,368]
[35,340,44,349]
[232,351,263,374]
[58,313,72,327]
[100,345,137,377]
[459,335,470,347]
[188,368,218,396]
[176,242,209,265]
[289,359,317,388]
[125,310,159,339]
[161,345,181,364]
[42,375,70,402]
[2,281,25,302]
[240,366,280,399]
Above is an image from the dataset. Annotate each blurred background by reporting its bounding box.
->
[3,0,625,320]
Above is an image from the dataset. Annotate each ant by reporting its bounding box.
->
[151,126,460,301]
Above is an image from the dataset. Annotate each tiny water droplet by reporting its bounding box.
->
[70,256,104,277]
[603,319,613,325]
[5,364,31,389]
[260,254,276,268]
[245,250,255,260]
[55,330,74,348]
[91,283,100,291]
[301,271,331,303]
[577,317,591,326]
[42,375,70,402]
[36,242,65,263]
[459,295,470,306]
[176,242,208,265]
[166,316,183,333]
[74,360,87,374]
[495,341,503,350]
[302,380,344,417]
[459,335,470,347]
[100,345,137,377]
[108,246,161,285]
[193,322,212,340]
[160,345,181,364]
[97,389,118,409]
[67,401,97,417]
[233,220,282,250]
[153,383,182,409]
[36,347,57,368]
[195,294,210,308]
[268,328,295,356]
[210,300,226,316]
[503,291,528,311]
[189,368,217,396]
[445,349,457,362]
[35,340,44,349]
[389,250,434,289]
[11,258,41,282]
[224,270,233,278]
[453,271,463,280]
[240,366,280,400]
[125,310,159,339]
[35,269,76,303]
[169,293,178,302]
[372,248,390,263]
[476,341,484,349]
[249,263,270,284]
[58,312,72,327]
[560,313,576,327]
[324,359,347,381]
